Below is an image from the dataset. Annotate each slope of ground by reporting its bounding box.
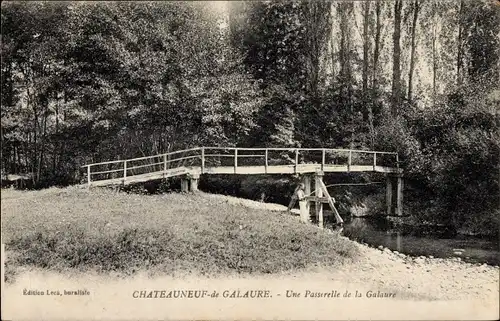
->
[1,187,356,280]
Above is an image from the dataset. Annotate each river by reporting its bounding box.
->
[335,216,499,266]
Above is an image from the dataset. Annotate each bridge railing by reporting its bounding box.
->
[82,147,202,185]
[202,147,399,171]
[83,147,399,185]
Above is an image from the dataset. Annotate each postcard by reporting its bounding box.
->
[2,1,499,320]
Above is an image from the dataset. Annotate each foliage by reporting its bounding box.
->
[375,80,499,234]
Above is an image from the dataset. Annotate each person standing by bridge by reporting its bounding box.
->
[288,183,309,223]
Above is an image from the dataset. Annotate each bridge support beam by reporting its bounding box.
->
[181,178,189,193]
[386,174,403,216]
[386,175,393,215]
[190,174,199,193]
[302,175,312,220]
[396,174,403,216]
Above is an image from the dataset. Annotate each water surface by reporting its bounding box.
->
[336,217,499,266]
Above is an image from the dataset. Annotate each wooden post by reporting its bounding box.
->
[234,149,238,174]
[181,177,189,193]
[315,173,324,228]
[201,148,205,174]
[348,150,352,172]
[319,179,343,225]
[87,165,91,187]
[164,154,167,172]
[294,148,299,173]
[303,175,311,218]
[386,175,393,215]
[265,149,268,173]
[321,149,325,172]
[123,161,127,183]
[190,174,199,192]
[396,175,403,216]
[373,152,377,171]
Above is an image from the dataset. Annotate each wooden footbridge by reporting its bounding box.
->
[83,147,403,228]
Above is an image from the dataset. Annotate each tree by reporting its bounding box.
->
[302,1,332,98]
[391,0,403,117]
[463,0,500,84]
[372,0,382,92]
[456,0,465,86]
[231,1,307,91]
[361,1,370,93]
[407,0,420,102]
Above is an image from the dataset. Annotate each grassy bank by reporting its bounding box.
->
[1,187,358,281]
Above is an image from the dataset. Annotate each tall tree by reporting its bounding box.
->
[338,1,355,147]
[391,0,403,117]
[456,0,465,86]
[431,1,438,105]
[407,0,420,102]
[464,0,500,84]
[372,0,382,92]
[302,1,332,98]
[361,1,370,93]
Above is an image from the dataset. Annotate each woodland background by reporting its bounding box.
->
[1,1,499,235]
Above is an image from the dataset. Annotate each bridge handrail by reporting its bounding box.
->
[82,147,201,168]
[203,146,397,155]
[82,146,400,186]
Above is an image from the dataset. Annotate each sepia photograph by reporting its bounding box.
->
[1,0,499,320]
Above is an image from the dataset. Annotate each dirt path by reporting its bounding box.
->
[3,259,498,320]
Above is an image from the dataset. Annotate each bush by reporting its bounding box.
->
[373,85,499,236]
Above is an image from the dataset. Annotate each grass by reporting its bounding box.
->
[1,187,358,281]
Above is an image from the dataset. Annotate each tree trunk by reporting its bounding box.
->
[456,0,464,86]
[432,11,437,106]
[391,0,403,118]
[362,1,370,92]
[339,2,354,147]
[362,1,374,148]
[408,0,419,102]
[53,96,59,176]
[372,0,382,91]
[38,97,49,185]
[330,39,336,81]
[303,2,332,98]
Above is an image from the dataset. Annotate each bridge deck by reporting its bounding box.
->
[83,147,402,187]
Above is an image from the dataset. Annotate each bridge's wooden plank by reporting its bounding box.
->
[88,167,200,187]
[87,164,400,187]
[373,166,401,173]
